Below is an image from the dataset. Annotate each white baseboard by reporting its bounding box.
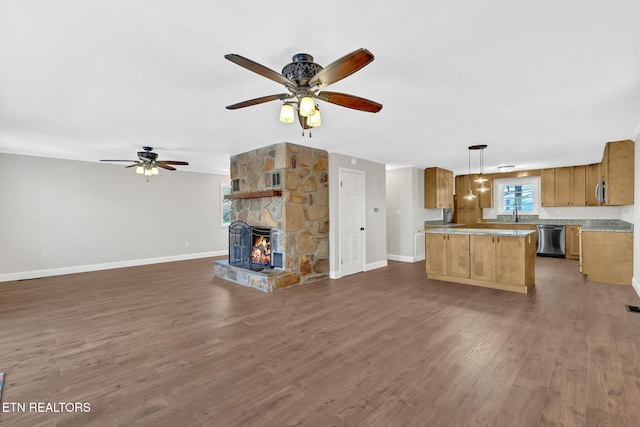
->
[387,254,425,263]
[365,260,388,271]
[329,259,387,279]
[633,277,640,299]
[0,250,228,283]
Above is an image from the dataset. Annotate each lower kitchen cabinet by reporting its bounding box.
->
[425,233,469,278]
[425,230,536,293]
[565,225,581,260]
[470,235,496,282]
[581,230,633,285]
[470,234,536,287]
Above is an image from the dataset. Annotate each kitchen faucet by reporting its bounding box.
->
[513,204,519,222]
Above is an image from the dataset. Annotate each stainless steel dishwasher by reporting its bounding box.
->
[536,224,566,257]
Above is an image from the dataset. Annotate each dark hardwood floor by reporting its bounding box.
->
[1,256,639,426]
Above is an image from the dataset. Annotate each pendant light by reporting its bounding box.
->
[471,144,489,192]
[463,147,477,200]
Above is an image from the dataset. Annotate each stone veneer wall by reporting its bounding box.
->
[229,142,329,288]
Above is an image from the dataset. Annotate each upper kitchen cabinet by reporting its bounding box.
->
[554,165,586,206]
[471,174,493,208]
[424,167,454,208]
[454,174,492,208]
[601,139,634,206]
[540,168,556,206]
[586,162,602,206]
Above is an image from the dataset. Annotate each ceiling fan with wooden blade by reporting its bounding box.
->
[225,48,383,131]
[100,146,189,178]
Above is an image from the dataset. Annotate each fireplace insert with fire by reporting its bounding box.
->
[228,221,274,271]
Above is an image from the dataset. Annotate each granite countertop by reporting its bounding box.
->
[423,221,466,228]
[424,218,632,233]
[580,223,633,233]
[477,217,633,233]
[422,227,535,237]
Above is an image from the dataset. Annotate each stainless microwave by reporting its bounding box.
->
[595,181,605,204]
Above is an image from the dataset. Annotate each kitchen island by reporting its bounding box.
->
[423,228,536,294]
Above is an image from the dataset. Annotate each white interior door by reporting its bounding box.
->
[339,169,365,276]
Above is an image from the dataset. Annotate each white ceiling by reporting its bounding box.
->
[1,1,639,176]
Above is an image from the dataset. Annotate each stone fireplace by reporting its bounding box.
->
[214,142,329,292]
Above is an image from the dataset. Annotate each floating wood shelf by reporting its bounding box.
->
[224,189,282,200]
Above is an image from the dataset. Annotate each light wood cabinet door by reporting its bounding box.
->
[426,233,470,279]
[553,166,586,207]
[424,167,454,208]
[603,140,634,206]
[565,225,581,260]
[581,231,633,285]
[453,193,481,228]
[554,167,571,206]
[586,162,602,206]
[464,208,480,228]
[447,234,470,278]
[541,168,555,206]
[470,235,496,281]
[495,235,535,286]
[441,169,454,208]
[425,234,447,275]
[571,166,586,206]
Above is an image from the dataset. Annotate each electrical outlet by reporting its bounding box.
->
[41,250,48,258]
[184,241,189,247]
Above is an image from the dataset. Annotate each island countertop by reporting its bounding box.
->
[422,227,535,237]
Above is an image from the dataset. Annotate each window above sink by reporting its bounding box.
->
[495,176,540,216]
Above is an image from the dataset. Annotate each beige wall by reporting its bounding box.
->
[0,153,229,281]
[386,167,442,261]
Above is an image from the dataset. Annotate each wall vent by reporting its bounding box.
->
[266,171,282,188]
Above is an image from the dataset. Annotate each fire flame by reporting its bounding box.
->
[251,236,271,264]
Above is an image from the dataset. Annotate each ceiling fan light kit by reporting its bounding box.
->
[100,146,189,181]
[279,103,295,123]
[299,96,316,117]
[225,48,383,135]
[306,106,321,127]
